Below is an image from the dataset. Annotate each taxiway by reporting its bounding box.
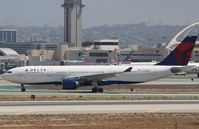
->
[0,100,199,115]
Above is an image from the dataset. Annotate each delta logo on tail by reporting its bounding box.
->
[157,36,198,66]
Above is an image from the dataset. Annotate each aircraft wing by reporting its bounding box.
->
[64,67,132,81]
[170,65,195,74]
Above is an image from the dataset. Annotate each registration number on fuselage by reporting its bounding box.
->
[137,68,151,72]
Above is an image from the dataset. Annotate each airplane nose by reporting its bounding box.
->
[1,73,8,80]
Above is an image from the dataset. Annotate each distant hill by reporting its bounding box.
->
[83,23,185,48]
[1,24,186,48]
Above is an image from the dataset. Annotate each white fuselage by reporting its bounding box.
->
[1,65,178,85]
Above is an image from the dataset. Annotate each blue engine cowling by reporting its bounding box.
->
[62,79,79,90]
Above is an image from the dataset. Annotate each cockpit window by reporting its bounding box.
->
[6,71,12,74]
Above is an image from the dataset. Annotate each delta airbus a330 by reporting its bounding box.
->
[1,36,197,93]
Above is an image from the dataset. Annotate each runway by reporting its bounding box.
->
[1,100,199,115]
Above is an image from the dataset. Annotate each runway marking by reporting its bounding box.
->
[147,109,160,113]
[14,107,39,115]
[15,111,34,115]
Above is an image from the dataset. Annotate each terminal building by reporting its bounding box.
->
[92,39,119,51]
[83,39,120,63]
[0,48,27,72]
[27,39,120,64]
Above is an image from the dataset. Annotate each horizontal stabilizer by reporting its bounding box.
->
[170,65,195,74]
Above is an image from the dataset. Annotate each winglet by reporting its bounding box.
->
[124,67,132,72]
[157,36,197,66]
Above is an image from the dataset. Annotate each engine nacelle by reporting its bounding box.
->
[62,79,79,90]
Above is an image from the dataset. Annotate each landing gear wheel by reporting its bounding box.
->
[21,84,26,92]
[98,88,104,93]
[92,87,104,93]
[21,88,26,92]
[92,87,98,93]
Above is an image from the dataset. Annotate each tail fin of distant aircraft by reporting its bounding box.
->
[119,51,134,64]
[78,49,87,62]
[124,51,134,62]
[157,36,197,66]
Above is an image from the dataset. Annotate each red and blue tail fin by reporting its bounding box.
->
[157,36,197,66]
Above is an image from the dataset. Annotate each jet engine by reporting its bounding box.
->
[62,79,79,90]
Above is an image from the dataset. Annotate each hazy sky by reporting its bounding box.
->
[0,0,199,28]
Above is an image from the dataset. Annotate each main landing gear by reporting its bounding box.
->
[21,84,26,92]
[92,87,104,93]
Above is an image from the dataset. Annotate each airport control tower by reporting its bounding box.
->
[62,0,84,48]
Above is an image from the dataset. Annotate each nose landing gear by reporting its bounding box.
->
[21,84,26,92]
